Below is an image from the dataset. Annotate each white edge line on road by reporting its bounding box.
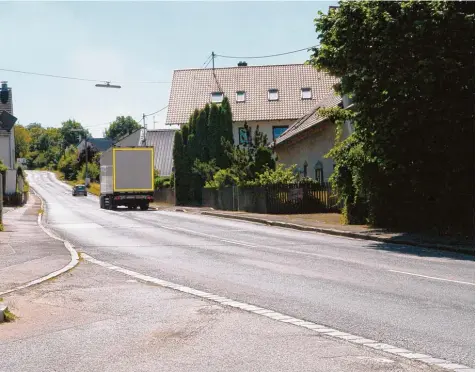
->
[0,189,80,297]
[388,270,475,286]
[80,252,472,372]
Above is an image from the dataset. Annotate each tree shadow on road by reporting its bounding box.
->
[365,236,474,262]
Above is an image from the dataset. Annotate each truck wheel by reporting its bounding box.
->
[140,203,149,211]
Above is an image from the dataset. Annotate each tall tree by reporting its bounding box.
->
[207,103,221,161]
[105,116,141,141]
[14,125,31,159]
[195,106,209,162]
[310,1,474,234]
[173,131,190,205]
[60,120,90,148]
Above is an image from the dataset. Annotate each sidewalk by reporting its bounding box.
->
[201,211,474,255]
[0,195,71,294]
[0,258,448,372]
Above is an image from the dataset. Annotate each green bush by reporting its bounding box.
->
[77,162,100,182]
[206,168,239,189]
[155,176,171,189]
[57,149,79,181]
[255,164,298,186]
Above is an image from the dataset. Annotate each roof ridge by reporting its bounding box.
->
[173,63,316,73]
[147,128,178,132]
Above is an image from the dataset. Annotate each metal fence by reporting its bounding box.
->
[202,182,342,214]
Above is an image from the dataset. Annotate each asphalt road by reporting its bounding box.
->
[28,171,475,367]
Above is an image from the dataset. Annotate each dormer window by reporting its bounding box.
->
[268,89,279,101]
[211,92,223,103]
[301,88,312,100]
[236,91,246,102]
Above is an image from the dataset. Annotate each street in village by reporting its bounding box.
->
[0,171,473,372]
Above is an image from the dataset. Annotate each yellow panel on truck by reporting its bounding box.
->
[112,147,154,193]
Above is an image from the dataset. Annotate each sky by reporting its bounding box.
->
[2,1,336,137]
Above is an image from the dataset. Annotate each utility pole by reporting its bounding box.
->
[142,113,147,146]
[212,51,215,70]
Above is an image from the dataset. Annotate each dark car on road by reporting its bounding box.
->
[72,184,87,197]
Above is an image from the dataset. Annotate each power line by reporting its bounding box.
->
[215,45,319,59]
[0,67,170,84]
[0,68,100,82]
[144,105,168,117]
[201,54,212,68]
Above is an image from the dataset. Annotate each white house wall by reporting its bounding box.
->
[0,132,13,169]
[5,169,16,194]
[275,122,337,181]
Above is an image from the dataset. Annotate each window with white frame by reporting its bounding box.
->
[236,91,246,102]
[211,92,224,103]
[268,89,279,101]
[301,87,312,100]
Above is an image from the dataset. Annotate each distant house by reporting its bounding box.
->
[273,91,354,182]
[77,138,114,154]
[165,64,339,146]
[0,81,18,194]
[111,128,177,177]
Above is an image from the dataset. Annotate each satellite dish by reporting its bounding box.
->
[0,110,18,131]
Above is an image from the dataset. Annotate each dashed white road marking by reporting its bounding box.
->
[81,252,473,372]
[388,270,475,286]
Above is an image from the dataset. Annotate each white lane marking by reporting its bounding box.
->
[81,252,472,372]
[0,190,80,296]
[388,270,475,286]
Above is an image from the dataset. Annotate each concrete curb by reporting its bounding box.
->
[201,212,474,256]
[0,190,80,296]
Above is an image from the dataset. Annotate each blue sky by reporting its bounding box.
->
[2,1,335,137]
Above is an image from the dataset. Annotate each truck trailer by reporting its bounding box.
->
[99,147,154,210]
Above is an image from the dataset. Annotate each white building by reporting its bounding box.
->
[0,81,18,194]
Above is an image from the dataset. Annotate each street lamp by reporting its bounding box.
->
[95,82,121,89]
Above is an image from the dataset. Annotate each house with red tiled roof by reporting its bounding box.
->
[165,63,339,146]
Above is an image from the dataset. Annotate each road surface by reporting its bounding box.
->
[28,171,475,367]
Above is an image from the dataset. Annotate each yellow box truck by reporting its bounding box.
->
[99,147,154,210]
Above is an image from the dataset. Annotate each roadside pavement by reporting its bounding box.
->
[0,194,71,293]
[0,258,449,372]
[201,210,474,255]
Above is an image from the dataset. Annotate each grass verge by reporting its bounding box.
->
[3,308,17,322]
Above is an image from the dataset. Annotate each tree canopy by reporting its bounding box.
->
[104,116,141,141]
[60,120,90,148]
[309,1,474,235]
